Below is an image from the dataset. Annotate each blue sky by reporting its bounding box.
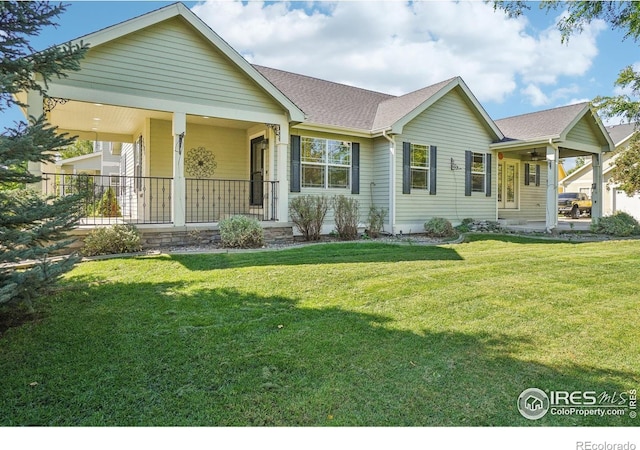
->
[1,0,638,129]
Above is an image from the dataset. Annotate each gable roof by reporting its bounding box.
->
[606,122,637,147]
[495,102,591,141]
[256,67,503,138]
[67,2,305,123]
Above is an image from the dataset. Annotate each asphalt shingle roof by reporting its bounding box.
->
[371,78,457,131]
[254,65,459,132]
[606,122,637,146]
[495,102,589,142]
[254,65,394,131]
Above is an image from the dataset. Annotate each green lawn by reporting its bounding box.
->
[1,235,639,426]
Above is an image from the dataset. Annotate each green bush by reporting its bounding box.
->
[455,218,475,233]
[590,212,640,237]
[424,217,457,238]
[219,215,264,248]
[367,206,387,238]
[82,224,142,256]
[332,195,360,240]
[289,195,329,241]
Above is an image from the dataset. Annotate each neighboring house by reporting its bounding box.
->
[19,3,613,233]
[560,123,639,220]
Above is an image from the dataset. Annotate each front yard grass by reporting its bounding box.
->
[1,235,638,426]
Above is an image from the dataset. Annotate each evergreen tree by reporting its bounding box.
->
[0,2,88,307]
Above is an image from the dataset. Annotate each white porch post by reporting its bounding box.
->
[546,145,559,231]
[277,121,290,222]
[591,153,603,220]
[172,112,186,227]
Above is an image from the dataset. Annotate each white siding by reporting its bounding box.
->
[60,17,283,116]
[395,87,496,230]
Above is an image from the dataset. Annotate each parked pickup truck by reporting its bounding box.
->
[558,192,592,219]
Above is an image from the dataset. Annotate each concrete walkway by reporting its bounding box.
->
[502,218,592,233]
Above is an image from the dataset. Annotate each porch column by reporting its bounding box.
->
[277,121,290,222]
[172,112,186,227]
[591,153,603,220]
[546,145,559,231]
[26,90,44,191]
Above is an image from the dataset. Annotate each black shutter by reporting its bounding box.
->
[403,142,411,194]
[351,142,360,194]
[429,145,437,195]
[485,153,492,197]
[290,135,301,192]
[535,164,541,187]
[524,163,530,186]
[464,150,472,196]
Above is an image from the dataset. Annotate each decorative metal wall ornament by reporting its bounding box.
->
[265,123,281,140]
[43,96,69,113]
[185,146,217,179]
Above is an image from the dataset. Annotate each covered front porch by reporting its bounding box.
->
[492,103,614,231]
[20,3,304,228]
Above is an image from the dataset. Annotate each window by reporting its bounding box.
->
[301,137,351,189]
[471,152,485,192]
[524,163,540,187]
[410,144,429,190]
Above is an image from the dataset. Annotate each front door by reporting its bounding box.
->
[250,137,265,206]
[498,159,519,209]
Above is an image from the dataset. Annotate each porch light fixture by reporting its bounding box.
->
[260,139,269,151]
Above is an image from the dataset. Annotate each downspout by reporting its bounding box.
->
[382,130,396,235]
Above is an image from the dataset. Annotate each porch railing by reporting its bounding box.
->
[41,173,279,225]
[185,178,279,223]
[42,173,173,225]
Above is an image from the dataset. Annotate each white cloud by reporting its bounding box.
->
[522,84,549,106]
[191,1,605,106]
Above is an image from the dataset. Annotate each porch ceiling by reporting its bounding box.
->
[47,100,258,142]
[496,145,599,161]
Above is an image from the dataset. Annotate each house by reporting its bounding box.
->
[18,2,613,238]
[560,122,640,220]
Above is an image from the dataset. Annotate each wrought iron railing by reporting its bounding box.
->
[42,173,173,225]
[185,178,279,223]
[41,174,279,225]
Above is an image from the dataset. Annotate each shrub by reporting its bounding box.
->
[83,224,142,256]
[424,217,457,238]
[219,215,264,248]
[590,212,640,237]
[289,195,329,241]
[94,187,121,217]
[455,217,475,233]
[332,195,360,240]
[367,206,387,238]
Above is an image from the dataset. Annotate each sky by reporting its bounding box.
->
[1,0,638,130]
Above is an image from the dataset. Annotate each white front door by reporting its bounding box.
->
[498,159,519,209]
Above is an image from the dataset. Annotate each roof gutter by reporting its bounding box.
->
[382,130,396,235]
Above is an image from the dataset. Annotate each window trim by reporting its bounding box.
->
[471,152,486,193]
[300,136,352,190]
[409,143,430,190]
